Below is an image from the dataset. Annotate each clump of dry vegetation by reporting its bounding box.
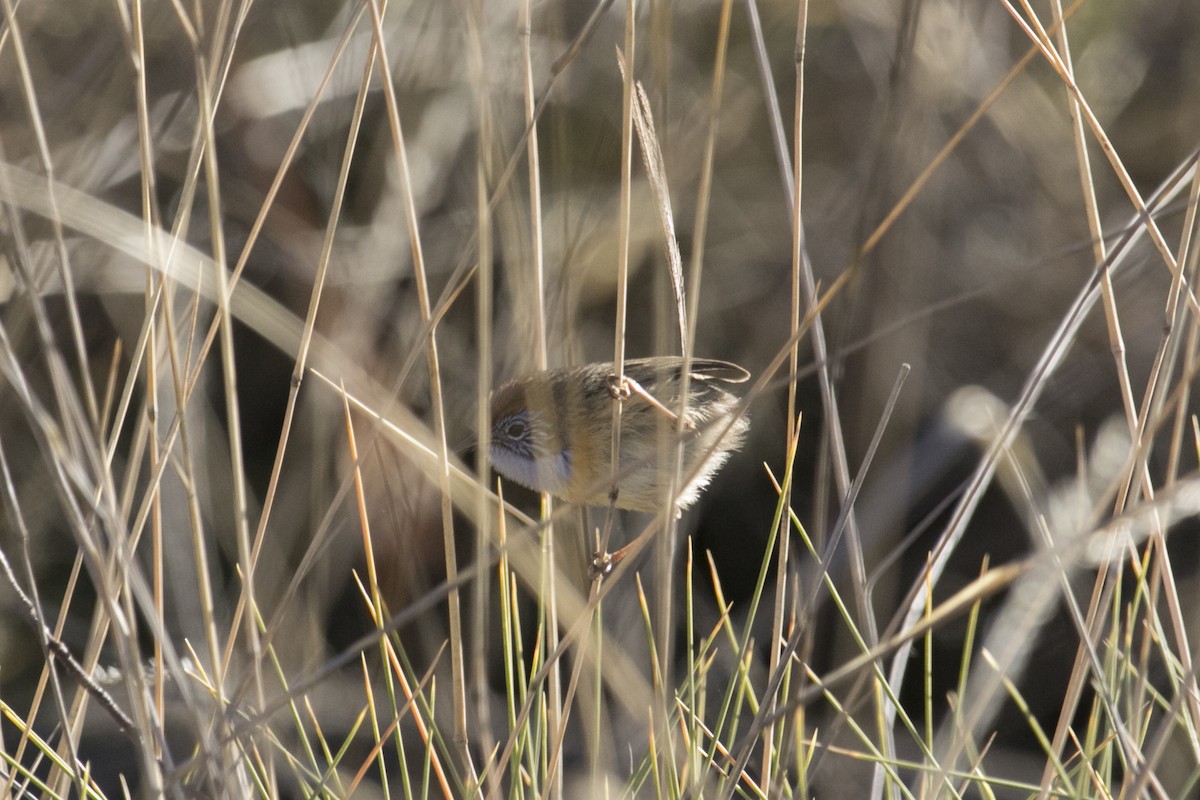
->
[1,1,1199,797]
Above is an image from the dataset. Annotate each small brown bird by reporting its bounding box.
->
[488,357,750,512]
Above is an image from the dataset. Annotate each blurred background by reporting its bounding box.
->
[1,0,1199,797]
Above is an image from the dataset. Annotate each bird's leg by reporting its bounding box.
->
[606,374,632,401]
[593,374,631,570]
[590,527,654,580]
[607,373,693,429]
[594,488,619,577]
[589,548,614,580]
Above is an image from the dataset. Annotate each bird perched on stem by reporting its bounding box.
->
[488,357,750,512]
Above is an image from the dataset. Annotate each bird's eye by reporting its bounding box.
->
[504,419,527,440]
